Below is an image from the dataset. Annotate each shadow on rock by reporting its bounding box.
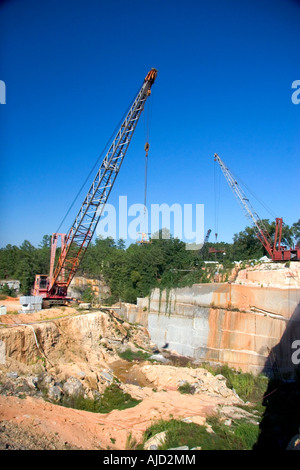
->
[254,302,300,450]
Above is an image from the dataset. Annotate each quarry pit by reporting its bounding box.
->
[0,262,299,450]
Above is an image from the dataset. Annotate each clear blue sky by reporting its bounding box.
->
[0,0,299,248]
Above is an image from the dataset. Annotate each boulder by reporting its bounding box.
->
[149,354,170,364]
[48,385,62,401]
[6,372,19,379]
[62,376,84,397]
[144,431,167,450]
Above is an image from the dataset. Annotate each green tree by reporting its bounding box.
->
[291,219,300,247]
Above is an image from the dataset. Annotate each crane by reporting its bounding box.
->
[33,68,158,306]
[204,229,212,245]
[198,229,211,257]
[214,153,300,261]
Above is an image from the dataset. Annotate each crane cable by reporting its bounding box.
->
[214,157,277,242]
[143,94,153,215]
[55,82,144,234]
[214,161,221,242]
[229,166,276,220]
[141,94,153,241]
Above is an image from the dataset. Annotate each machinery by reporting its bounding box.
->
[199,229,211,257]
[214,153,300,261]
[204,229,212,245]
[32,68,157,306]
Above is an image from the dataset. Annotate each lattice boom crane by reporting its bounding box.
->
[214,153,300,261]
[33,68,157,305]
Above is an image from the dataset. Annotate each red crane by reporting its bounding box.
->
[214,153,300,262]
[33,68,157,306]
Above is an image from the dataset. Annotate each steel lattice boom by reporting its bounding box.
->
[47,68,157,297]
[214,153,274,257]
[214,153,300,261]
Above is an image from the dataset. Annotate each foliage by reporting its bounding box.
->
[0,283,17,297]
[0,218,297,300]
[200,363,268,402]
[178,382,195,394]
[139,416,259,450]
[60,383,141,414]
[98,383,141,413]
[81,285,95,303]
[117,348,151,362]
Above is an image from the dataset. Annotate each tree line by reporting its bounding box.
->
[0,220,299,303]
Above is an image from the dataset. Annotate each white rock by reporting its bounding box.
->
[144,431,167,450]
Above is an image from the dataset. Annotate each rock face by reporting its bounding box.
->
[0,306,266,451]
[234,262,300,289]
[133,364,244,404]
[0,309,151,396]
[62,377,84,397]
[69,276,110,301]
[144,431,167,450]
[119,267,300,375]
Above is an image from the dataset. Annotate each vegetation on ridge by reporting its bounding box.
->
[0,219,299,302]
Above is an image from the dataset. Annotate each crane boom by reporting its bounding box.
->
[214,153,300,261]
[34,68,157,300]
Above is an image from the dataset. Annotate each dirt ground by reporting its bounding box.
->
[0,303,246,451]
[0,387,229,450]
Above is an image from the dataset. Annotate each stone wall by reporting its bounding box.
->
[119,281,300,375]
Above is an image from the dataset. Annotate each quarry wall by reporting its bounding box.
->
[119,278,300,375]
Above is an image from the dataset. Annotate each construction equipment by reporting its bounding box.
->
[199,229,211,258]
[32,68,158,306]
[204,229,212,245]
[136,232,152,244]
[214,153,300,261]
[209,247,226,254]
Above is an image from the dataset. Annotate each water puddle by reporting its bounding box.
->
[109,359,153,387]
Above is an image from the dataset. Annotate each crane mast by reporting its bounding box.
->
[214,153,274,257]
[214,153,300,261]
[34,68,157,302]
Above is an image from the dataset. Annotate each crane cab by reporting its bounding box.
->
[32,274,49,297]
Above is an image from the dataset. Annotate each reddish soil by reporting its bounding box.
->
[0,388,225,450]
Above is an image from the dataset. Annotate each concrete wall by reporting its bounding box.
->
[124,283,300,375]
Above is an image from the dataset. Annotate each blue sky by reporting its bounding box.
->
[0,0,299,248]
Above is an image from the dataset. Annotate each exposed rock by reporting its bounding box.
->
[144,431,167,450]
[137,364,244,404]
[62,377,84,397]
[25,376,38,389]
[78,303,91,310]
[287,429,300,450]
[77,371,86,379]
[234,261,300,288]
[218,405,259,424]
[168,445,189,450]
[149,353,170,364]
[0,305,273,450]
[99,370,114,384]
[6,372,18,379]
[48,385,62,401]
